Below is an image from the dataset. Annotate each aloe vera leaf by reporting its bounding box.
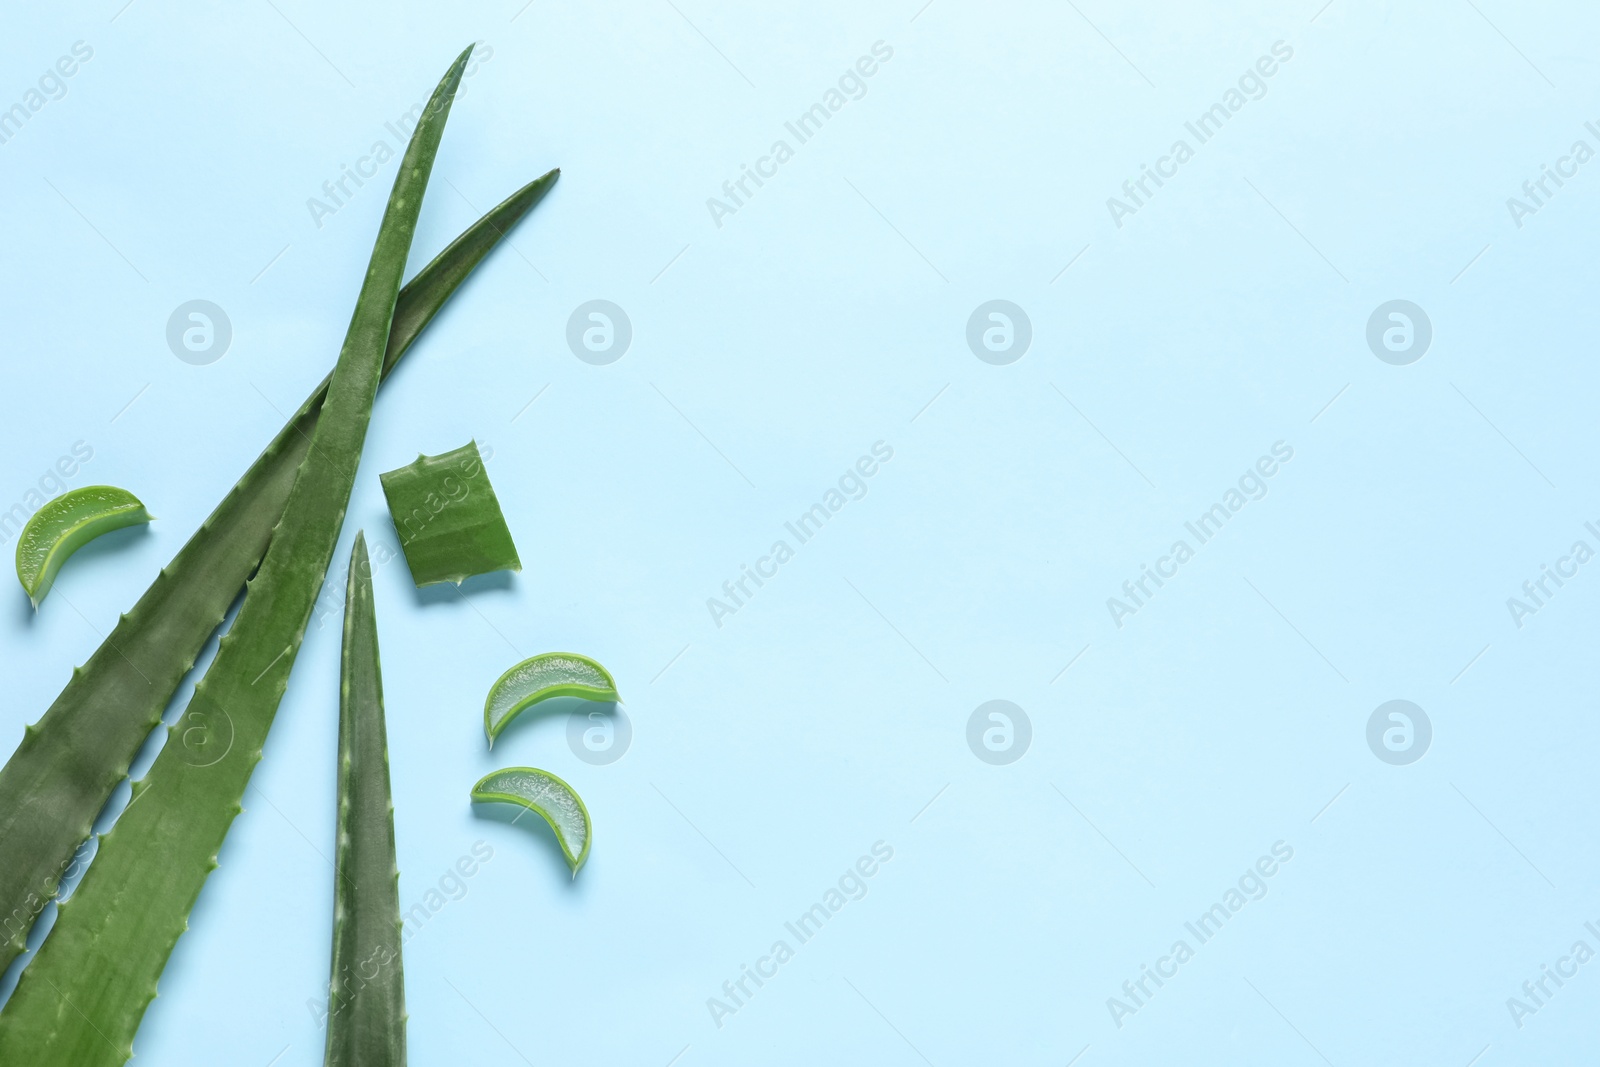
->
[324,533,405,1066]
[0,48,473,1063]
[379,441,520,587]
[471,767,592,876]
[0,168,559,979]
[483,652,619,748]
[15,486,153,608]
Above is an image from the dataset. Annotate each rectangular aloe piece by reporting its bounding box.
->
[324,533,406,1066]
[0,166,556,977]
[0,47,473,1063]
[380,440,520,586]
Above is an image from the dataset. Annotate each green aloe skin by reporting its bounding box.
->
[380,440,521,587]
[325,534,406,1066]
[0,47,473,1064]
[0,161,556,979]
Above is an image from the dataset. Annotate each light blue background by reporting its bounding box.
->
[2,1,1597,1063]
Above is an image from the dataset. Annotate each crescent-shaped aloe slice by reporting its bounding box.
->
[471,767,592,876]
[15,486,153,608]
[0,170,558,977]
[483,652,619,748]
[0,48,473,1064]
[325,533,406,1066]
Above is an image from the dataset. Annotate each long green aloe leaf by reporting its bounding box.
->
[0,168,557,978]
[325,533,405,1066]
[0,47,473,1063]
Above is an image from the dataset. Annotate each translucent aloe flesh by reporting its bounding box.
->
[0,169,557,979]
[14,486,152,608]
[0,49,472,1063]
[483,652,619,747]
[471,767,592,875]
[379,440,520,587]
[325,534,406,1066]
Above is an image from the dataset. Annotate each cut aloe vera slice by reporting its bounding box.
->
[471,766,591,875]
[15,485,152,607]
[379,441,519,587]
[483,652,619,747]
